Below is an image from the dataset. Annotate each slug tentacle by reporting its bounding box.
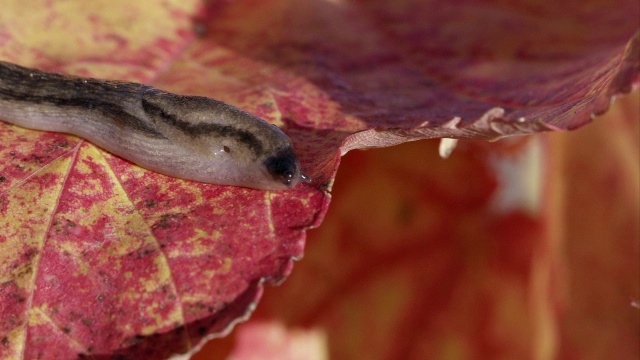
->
[0,60,306,190]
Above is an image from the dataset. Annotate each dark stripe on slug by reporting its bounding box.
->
[0,87,165,138]
[141,98,265,156]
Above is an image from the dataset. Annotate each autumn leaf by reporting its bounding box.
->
[0,0,637,359]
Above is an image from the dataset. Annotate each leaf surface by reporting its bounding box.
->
[0,0,637,358]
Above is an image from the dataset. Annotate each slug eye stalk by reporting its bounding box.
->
[263,148,305,188]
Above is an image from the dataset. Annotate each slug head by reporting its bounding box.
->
[263,148,303,188]
[141,92,308,190]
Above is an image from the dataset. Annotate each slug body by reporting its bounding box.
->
[0,61,305,190]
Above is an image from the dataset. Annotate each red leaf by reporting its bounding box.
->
[0,0,638,359]
[201,0,639,170]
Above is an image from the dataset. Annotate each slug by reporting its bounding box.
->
[0,61,308,190]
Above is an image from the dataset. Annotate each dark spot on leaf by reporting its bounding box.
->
[1,337,8,346]
[144,200,156,208]
[13,264,33,281]
[69,311,82,321]
[156,215,171,229]
[198,327,207,336]
[223,145,230,153]
[0,176,5,182]
[22,153,51,164]
[62,327,71,334]
[153,213,183,230]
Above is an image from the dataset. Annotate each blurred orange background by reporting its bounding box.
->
[195,93,639,360]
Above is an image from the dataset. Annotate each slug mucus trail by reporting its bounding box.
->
[0,61,307,190]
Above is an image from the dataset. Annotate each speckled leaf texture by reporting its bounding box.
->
[0,0,637,359]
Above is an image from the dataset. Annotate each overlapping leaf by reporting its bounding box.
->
[0,0,637,358]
